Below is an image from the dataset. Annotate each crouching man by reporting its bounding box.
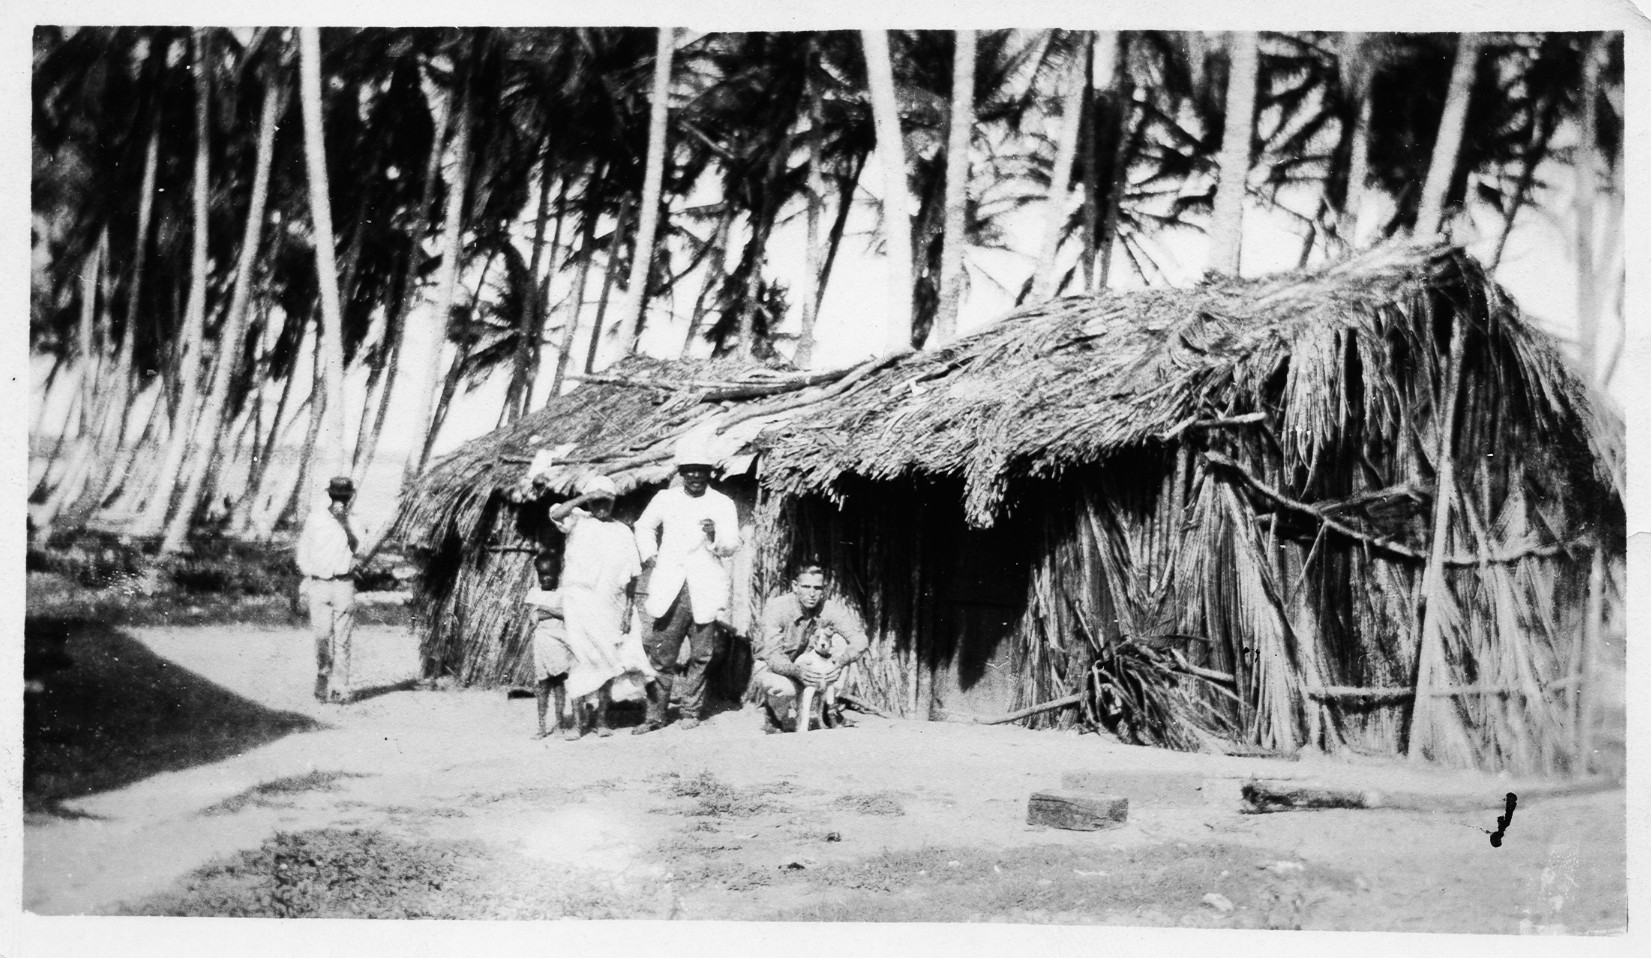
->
[754,563,869,733]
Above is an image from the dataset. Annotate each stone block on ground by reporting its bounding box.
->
[1026,790,1128,831]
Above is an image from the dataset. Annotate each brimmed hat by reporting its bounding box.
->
[327,476,355,498]
[580,475,618,499]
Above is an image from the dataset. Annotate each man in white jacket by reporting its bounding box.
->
[631,440,741,733]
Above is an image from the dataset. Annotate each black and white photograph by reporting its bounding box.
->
[11,0,1643,950]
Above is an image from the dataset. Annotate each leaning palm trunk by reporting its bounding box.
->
[161,79,283,554]
[584,192,633,373]
[500,158,559,425]
[795,54,829,368]
[934,29,976,344]
[615,27,674,356]
[680,212,732,358]
[1338,32,1373,247]
[356,91,452,473]
[1414,33,1481,237]
[550,184,601,397]
[861,29,915,355]
[1573,33,1602,381]
[405,73,473,482]
[80,123,158,515]
[299,27,351,496]
[1208,31,1259,276]
[1030,33,1089,302]
[32,231,106,546]
[131,30,214,537]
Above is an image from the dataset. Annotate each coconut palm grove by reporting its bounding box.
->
[23,26,1629,930]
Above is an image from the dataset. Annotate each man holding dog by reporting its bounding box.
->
[754,563,869,734]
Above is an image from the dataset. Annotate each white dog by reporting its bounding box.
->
[792,628,849,731]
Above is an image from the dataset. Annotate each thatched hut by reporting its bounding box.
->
[393,244,1621,774]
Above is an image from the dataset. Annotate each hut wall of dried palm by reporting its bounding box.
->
[389,244,1621,774]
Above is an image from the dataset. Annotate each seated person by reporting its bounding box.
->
[753,562,869,733]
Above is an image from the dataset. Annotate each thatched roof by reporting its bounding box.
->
[392,242,1621,545]
[757,242,1622,525]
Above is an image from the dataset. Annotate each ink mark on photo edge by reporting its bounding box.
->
[1488,792,1518,847]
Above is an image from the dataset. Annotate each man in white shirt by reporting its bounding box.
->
[630,440,741,733]
[296,476,359,704]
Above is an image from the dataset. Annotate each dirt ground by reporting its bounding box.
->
[22,621,1627,932]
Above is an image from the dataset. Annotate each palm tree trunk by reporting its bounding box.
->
[736,206,778,360]
[299,26,351,500]
[356,89,452,473]
[1080,38,1100,293]
[584,191,633,374]
[550,182,601,398]
[132,29,214,537]
[231,347,300,535]
[1339,32,1373,247]
[274,353,327,539]
[501,157,558,425]
[82,121,160,515]
[161,77,283,554]
[421,249,499,465]
[1573,33,1602,382]
[862,29,915,355]
[935,29,976,344]
[1209,31,1260,276]
[1414,33,1482,237]
[1030,33,1090,301]
[32,231,107,545]
[1095,33,1133,289]
[817,155,866,318]
[796,51,829,368]
[680,211,733,358]
[616,27,674,356]
[1488,91,1559,272]
[406,68,473,482]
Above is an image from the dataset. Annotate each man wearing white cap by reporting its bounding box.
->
[630,437,741,733]
[546,474,644,738]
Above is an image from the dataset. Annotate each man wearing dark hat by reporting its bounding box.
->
[297,476,360,703]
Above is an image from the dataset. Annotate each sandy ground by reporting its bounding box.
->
[22,623,1627,931]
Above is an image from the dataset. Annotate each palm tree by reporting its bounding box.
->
[131,28,215,537]
[862,29,915,355]
[1208,31,1259,275]
[1414,33,1482,236]
[405,40,474,480]
[614,27,675,356]
[934,29,976,343]
[1029,32,1090,300]
[161,47,285,553]
[298,26,350,491]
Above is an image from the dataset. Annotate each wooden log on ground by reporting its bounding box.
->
[1241,780,1377,812]
[1027,790,1129,831]
[1240,777,1622,814]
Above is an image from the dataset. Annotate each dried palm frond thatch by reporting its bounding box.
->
[391,243,1620,774]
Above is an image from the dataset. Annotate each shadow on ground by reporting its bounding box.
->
[24,617,320,816]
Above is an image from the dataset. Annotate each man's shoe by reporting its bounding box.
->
[632,720,663,736]
[678,716,700,731]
